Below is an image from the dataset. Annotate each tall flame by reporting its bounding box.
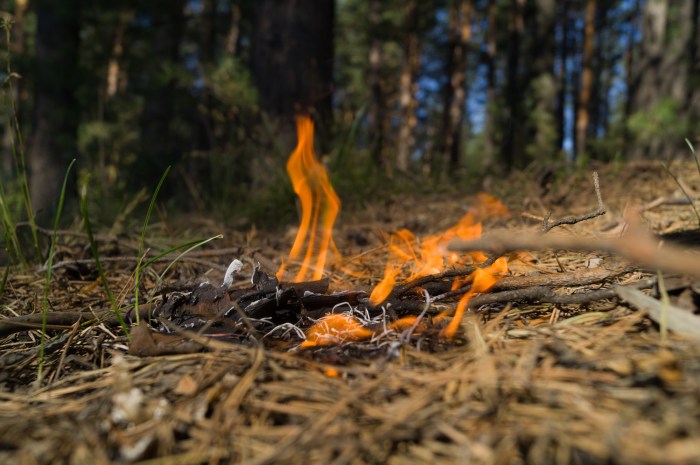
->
[277,116,340,282]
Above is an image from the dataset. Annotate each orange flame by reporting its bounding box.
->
[368,195,509,306]
[301,314,374,348]
[300,313,426,348]
[440,257,508,339]
[277,116,340,282]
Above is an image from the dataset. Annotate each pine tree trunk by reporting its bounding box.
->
[483,1,498,170]
[367,0,388,174]
[440,0,472,177]
[396,0,419,173]
[556,0,570,151]
[250,0,335,144]
[28,0,81,217]
[138,0,187,180]
[503,0,525,168]
[575,0,596,159]
[628,0,696,159]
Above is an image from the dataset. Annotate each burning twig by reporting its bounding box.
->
[542,171,606,232]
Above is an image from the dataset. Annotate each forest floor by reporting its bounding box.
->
[2,160,700,464]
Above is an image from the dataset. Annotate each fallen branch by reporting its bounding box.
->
[543,172,606,232]
[616,285,700,339]
[449,231,700,278]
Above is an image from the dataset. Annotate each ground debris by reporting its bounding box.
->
[3,162,700,464]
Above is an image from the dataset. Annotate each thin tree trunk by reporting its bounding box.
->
[556,0,570,151]
[367,0,388,175]
[440,0,472,177]
[28,0,81,217]
[250,0,335,145]
[106,10,131,98]
[396,0,419,173]
[575,0,596,158]
[138,0,187,180]
[226,1,241,56]
[483,1,497,170]
[503,0,525,168]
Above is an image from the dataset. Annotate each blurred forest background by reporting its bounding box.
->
[0,0,698,227]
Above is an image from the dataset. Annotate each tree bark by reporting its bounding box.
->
[396,0,420,173]
[367,0,388,175]
[575,0,596,159]
[28,0,82,217]
[250,0,335,148]
[137,0,187,181]
[628,0,696,159]
[440,0,472,177]
[483,1,498,170]
[503,0,525,168]
[556,0,571,151]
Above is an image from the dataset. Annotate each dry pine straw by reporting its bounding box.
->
[2,162,700,464]
[1,310,700,465]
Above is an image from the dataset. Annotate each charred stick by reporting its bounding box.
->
[390,266,477,299]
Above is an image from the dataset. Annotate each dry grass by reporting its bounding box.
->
[2,161,700,464]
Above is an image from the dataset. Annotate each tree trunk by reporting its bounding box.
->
[250,0,335,149]
[226,1,242,56]
[396,0,420,173]
[440,0,472,177]
[628,0,696,159]
[556,0,570,151]
[503,0,526,168]
[367,0,388,175]
[106,9,131,98]
[483,1,498,170]
[575,0,596,159]
[28,0,81,217]
[138,0,187,181]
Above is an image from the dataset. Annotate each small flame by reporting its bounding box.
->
[368,195,509,306]
[300,314,426,348]
[440,257,508,339]
[277,116,341,282]
[301,314,374,348]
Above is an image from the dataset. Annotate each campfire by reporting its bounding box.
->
[124,115,516,354]
[121,116,700,357]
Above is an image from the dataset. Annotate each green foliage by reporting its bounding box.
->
[524,75,559,164]
[80,174,128,338]
[627,99,689,145]
[208,56,258,111]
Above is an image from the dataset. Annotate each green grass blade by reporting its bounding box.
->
[661,162,700,227]
[80,176,129,338]
[134,166,171,324]
[2,19,39,258]
[37,159,75,384]
[685,138,700,180]
[139,235,224,271]
[156,234,224,282]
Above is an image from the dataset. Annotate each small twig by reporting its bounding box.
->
[402,289,431,343]
[543,172,606,232]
